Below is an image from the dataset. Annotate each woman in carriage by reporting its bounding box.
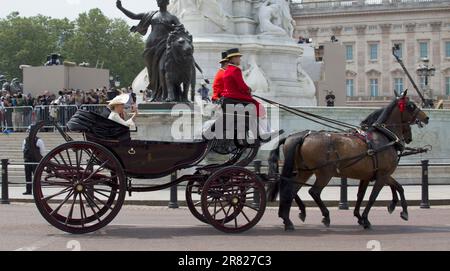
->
[107,93,138,130]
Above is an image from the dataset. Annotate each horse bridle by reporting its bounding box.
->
[373,102,421,144]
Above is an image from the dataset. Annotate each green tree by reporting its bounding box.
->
[0,12,74,80]
[62,9,144,87]
[0,9,144,87]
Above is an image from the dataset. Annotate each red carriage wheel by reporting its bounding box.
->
[33,141,126,234]
[201,166,266,234]
[186,180,208,224]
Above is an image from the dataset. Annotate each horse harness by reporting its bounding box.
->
[296,126,402,177]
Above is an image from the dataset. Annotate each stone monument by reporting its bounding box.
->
[164,0,317,106]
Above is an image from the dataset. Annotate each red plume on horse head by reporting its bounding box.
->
[398,89,409,112]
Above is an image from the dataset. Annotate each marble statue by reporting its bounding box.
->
[169,0,230,31]
[243,55,271,94]
[257,0,295,37]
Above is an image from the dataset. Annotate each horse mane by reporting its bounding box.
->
[374,98,398,125]
[360,98,398,128]
[360,108,384,127]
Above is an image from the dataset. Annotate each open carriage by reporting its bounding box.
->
[31,110,269,234]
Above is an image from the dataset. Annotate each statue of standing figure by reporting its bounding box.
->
[117,0,197,102]
[257,0,295,37]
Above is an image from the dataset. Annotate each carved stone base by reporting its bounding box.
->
[138,102,194,111]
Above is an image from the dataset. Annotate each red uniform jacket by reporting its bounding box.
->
[212,68,226,102]
[222,64,263,117]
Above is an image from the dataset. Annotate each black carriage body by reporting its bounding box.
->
[86,135,209,179]
[68,110,209,179]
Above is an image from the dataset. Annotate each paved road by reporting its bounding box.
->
[1,203,450,251]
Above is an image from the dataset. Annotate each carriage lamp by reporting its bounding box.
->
[416,58,436,108]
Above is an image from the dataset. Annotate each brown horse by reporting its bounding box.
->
[268,91,429,230]
[270,106,414,225]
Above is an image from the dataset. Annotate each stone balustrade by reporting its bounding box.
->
[291,0,449,14]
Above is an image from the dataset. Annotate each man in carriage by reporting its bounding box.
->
[221,48,280,142]
[212,51,229,103]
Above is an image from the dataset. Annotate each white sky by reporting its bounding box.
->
[0,0,159,26]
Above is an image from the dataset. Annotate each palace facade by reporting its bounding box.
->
[291,0,450,107]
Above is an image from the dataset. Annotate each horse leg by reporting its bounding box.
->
[293,171,313,223]
[279,176,296,231]
[387,183,399,214]
[294,195,306,222]
[360,175,386,229]
[309,174,332,227]
[389,177,408,221]
[354,180,369,226]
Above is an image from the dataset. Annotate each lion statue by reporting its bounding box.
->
[161,26,196,102]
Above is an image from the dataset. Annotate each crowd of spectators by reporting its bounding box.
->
[0,87,134,132]
[0,87,134,108]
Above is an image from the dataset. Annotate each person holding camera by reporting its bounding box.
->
[22,128,46,195]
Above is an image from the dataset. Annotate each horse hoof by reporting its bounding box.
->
[401,211,409,221]
[362,220,372,230]
[322,217,331,228]
[284,224,295,232]
[299,213,306,222]
[358,219,364,226]
[387,203,396,214]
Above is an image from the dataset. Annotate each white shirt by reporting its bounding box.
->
[108,111,136,130]
[22,138,46,157]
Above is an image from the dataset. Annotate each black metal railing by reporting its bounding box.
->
[0,159,444,209]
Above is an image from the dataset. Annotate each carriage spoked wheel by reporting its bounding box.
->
[201,166,266,233]
[186,179,248,225]
[33,141,126,234]
[186,180,208,224]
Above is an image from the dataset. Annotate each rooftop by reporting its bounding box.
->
[291,0,450,15]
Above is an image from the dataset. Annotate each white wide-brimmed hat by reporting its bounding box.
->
[108,94,130,108]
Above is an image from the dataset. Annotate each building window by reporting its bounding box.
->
[446,77,450,96]
[419,41,429,59]
[344,26,353,32]
[394,78,404,93]
[370,79,379,97]
[346,79,354,97]
[393,42,403,59]
[446,41,450,58]
[369,43,379,60]
[419,77,427,91]
[345,45,353,61]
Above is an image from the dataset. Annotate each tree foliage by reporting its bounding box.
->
[0,9,144,87]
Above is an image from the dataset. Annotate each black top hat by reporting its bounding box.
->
[219,51,229,63]
[226,48,243,58]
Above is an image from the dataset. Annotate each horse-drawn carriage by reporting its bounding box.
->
[30,110,269,234]
[31,89,432,234]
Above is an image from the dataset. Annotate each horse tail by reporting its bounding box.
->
[267,131,310,202]
[267,137,286,202]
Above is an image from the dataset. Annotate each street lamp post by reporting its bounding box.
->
[416,58,436,109]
